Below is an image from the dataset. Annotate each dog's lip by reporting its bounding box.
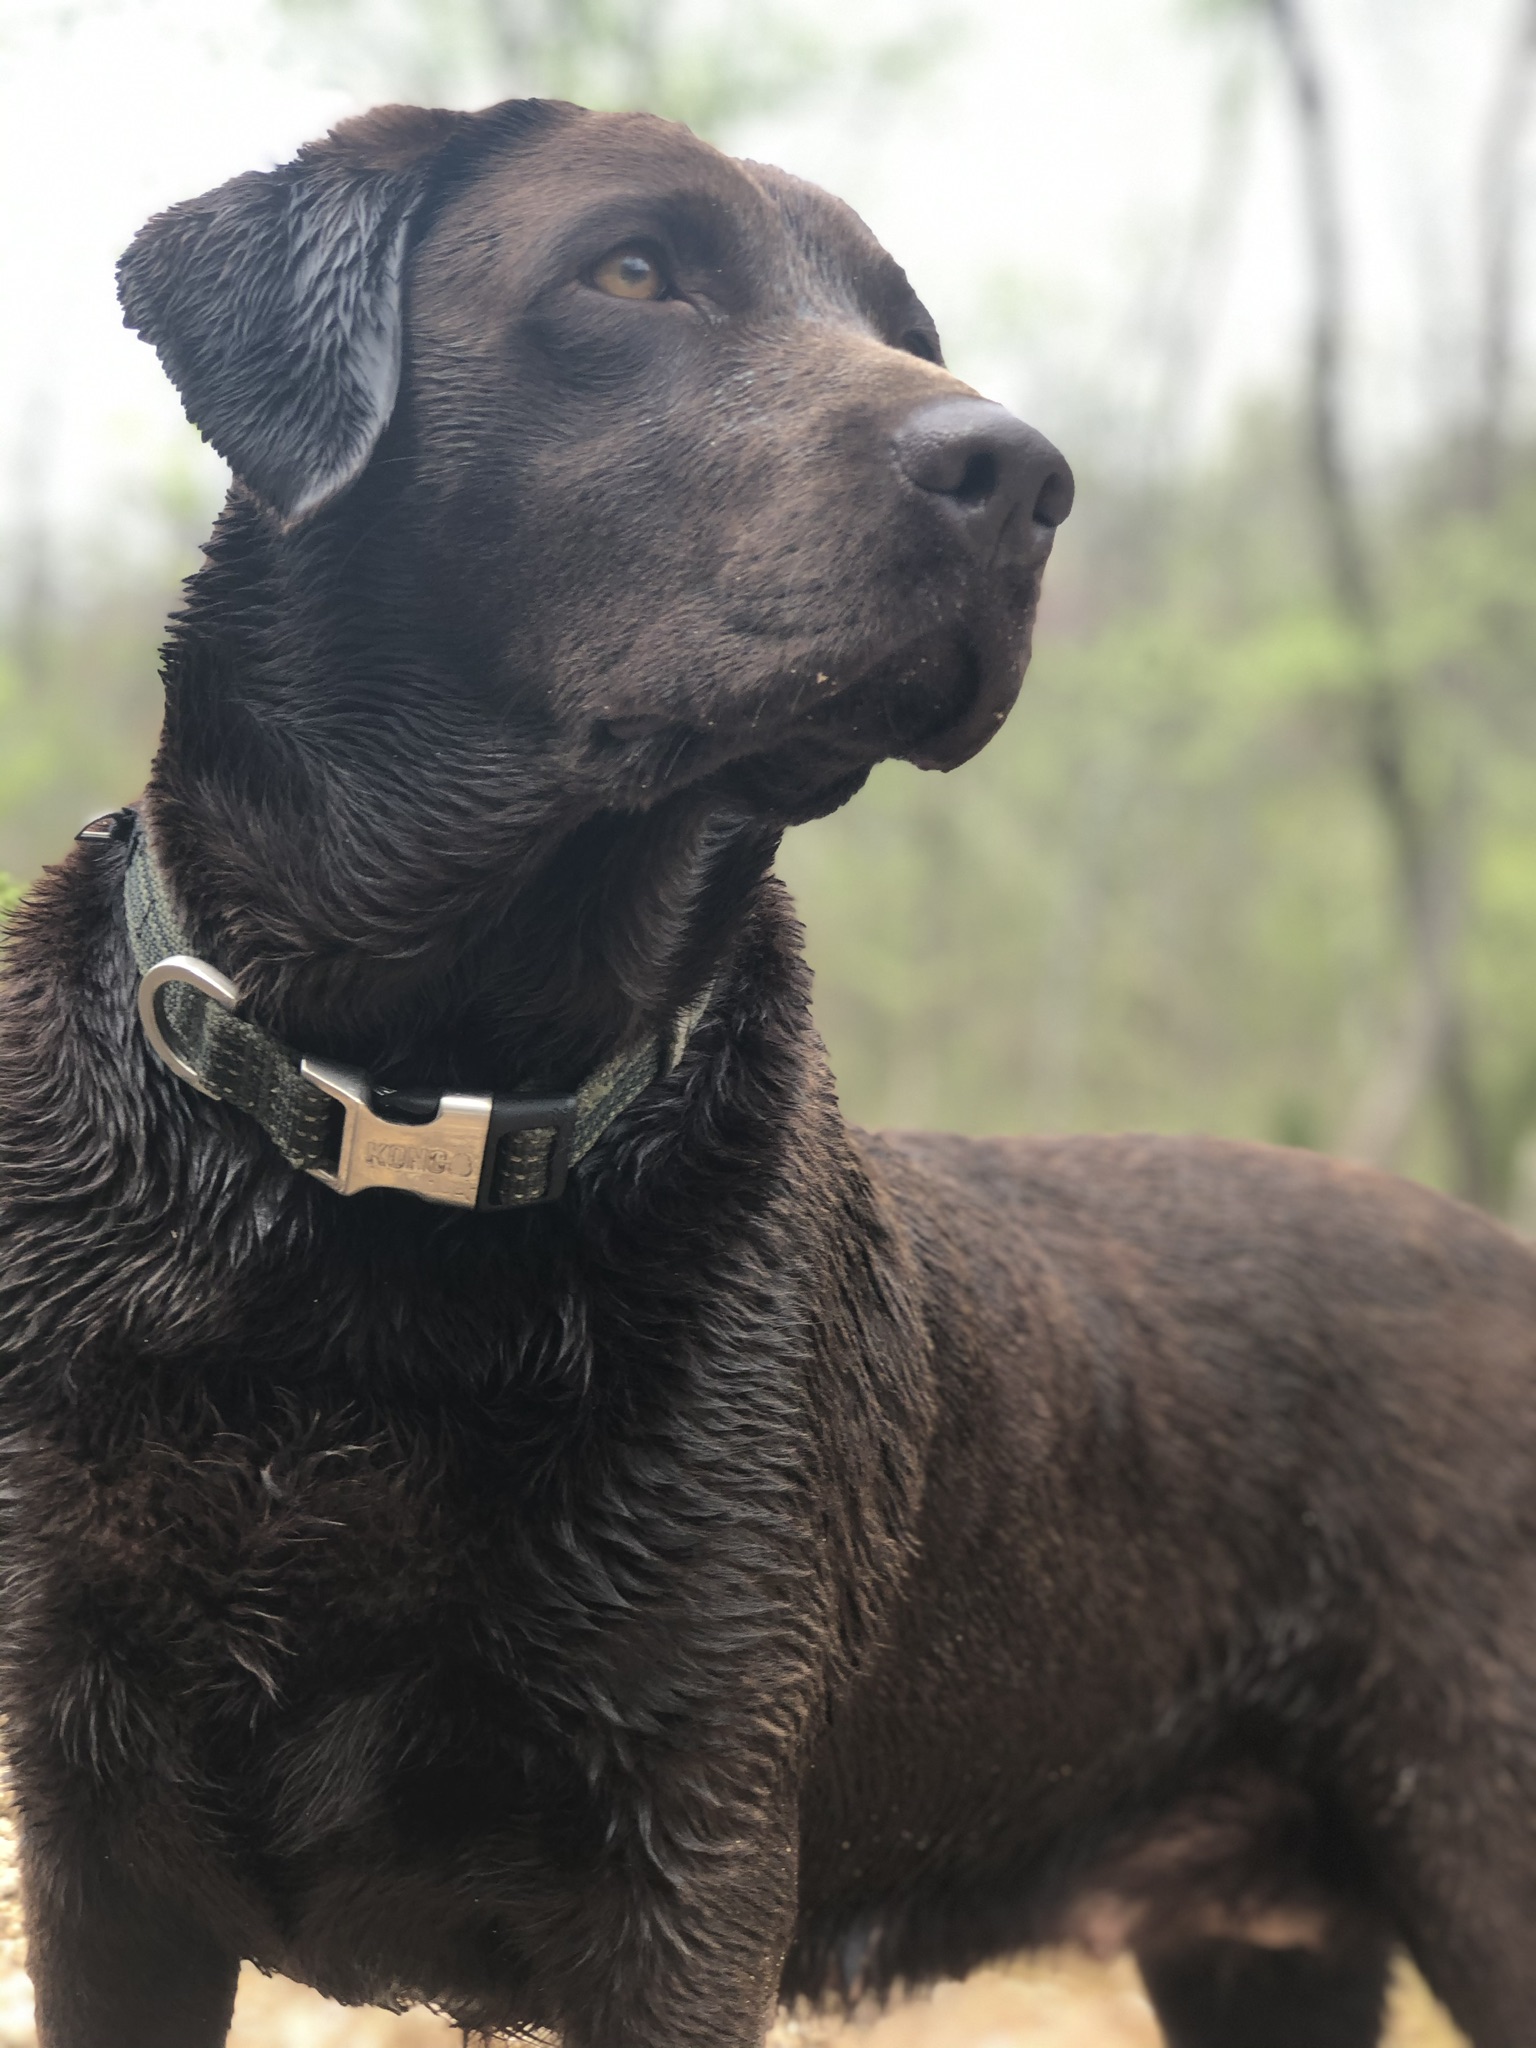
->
[901,640,1024,773]
[590,625,1028,797]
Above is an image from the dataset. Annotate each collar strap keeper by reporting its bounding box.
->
[118,812,710,1211]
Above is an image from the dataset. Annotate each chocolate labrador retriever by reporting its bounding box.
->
[1,96,1532,2048]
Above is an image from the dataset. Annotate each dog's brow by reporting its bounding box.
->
[746,169,929,338]
[857,252,932,330]
[518,189,754,294]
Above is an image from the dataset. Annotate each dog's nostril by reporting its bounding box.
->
[893,397,1073,557]
[955,452,997,507]
[1032,465,1074,530]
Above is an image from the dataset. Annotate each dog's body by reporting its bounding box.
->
[1,98,1534,2048]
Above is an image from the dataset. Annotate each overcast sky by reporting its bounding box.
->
[1,0,1531,544]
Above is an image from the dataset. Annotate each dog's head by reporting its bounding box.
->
[120,101,1070,834]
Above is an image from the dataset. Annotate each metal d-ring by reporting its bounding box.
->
[137,954,242,1098]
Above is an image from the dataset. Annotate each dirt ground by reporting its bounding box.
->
[0,1784,1466,2048]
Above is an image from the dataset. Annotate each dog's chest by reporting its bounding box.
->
[5,1381,750,1841]
[0,1337,831,2026]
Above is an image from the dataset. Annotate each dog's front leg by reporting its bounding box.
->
[558,1823,800,2048]
[23,1850,239,2048]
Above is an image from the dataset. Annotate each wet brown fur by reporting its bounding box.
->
[1,98,1534,2048]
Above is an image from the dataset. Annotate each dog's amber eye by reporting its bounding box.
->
[592,247,668,301]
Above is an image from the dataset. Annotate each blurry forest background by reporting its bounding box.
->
[4,0,1536,1218]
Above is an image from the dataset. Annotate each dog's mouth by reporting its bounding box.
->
[895,636,1025,772]
[746,621,1035,811]
[596,623,1032,823]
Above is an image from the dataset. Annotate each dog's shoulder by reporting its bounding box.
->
[850,1125,1536,1449]
[863,1123,1535,1288]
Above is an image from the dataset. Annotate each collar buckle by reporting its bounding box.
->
[299,1058,578,1210]
[301,1058,493,1209]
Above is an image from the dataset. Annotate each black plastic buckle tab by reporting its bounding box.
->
[478,1094,579,1210]
[76,806,137,845]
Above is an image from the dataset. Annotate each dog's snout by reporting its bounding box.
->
[893,399,1074,559]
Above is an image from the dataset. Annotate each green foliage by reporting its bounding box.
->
[0,575,175,886]
[1178,0,1266,24]
[275,0,953,139]
[0,457,208,886]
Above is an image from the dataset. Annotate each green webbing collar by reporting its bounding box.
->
[108,809,712,1211]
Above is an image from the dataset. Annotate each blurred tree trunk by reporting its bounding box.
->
[1262,0,1494,1203]
[1261,0,1370,623]
[1473,0,1536,508]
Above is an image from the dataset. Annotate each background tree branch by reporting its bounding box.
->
[1473,0,1536,509]
[1261,0,1494,1202]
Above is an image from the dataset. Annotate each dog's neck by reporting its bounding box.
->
[144,497,781,1096]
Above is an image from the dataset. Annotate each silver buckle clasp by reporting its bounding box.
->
[138,954,243,1099]
[300,1058,492,1209]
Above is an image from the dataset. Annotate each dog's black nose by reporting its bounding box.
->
[893,399,1074,561]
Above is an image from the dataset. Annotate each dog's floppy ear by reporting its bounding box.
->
[118,107,466,525]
